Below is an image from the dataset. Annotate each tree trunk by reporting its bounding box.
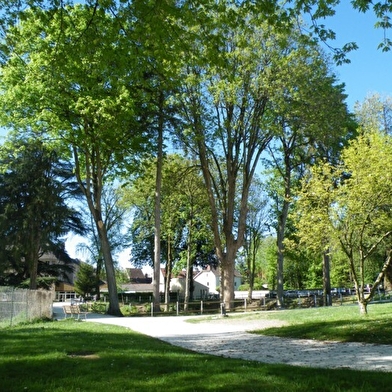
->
[95,257,103,301]
[28,244,39,290]
[28,256,38,290]
[358,300,368,315]
[247,248,256,302]
[276,244,284,308]
[165,237,172,312]
[184,263,193,312]
[323,250,332,306]
[276,209,287,308]
[184,223,192,312]
[153,101,164,314]
[247,275,254,302]
[276,177,291,308]
[221,250,236,310]
[96,220,122,316]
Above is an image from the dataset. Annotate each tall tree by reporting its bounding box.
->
[264,44,353,307]
[0,136,84,289]
[177,5,352,309]
[0,6,147,315]
[177,7,283,309]
[120,154,213,308]
[126,0,186,312]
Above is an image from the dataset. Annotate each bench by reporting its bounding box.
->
[63,305,89,320]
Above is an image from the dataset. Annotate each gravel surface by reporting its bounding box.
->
[53,303,392,372]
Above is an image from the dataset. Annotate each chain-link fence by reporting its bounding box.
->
[0,287,54,327]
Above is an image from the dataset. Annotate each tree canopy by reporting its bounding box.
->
[1,0,391,63]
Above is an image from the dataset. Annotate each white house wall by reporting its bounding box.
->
[194,271,220,294]
[194,271,242,294]
[170,278,209,300]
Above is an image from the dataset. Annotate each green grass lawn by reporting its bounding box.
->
[1,303,392,392]
[250,302,392,344]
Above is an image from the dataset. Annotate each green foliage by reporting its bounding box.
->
[241,177,269,292]
[144,302,152,313]
[330,248,352,288]
[88,302,108,314]
[19,276,57,290]
[282,244,317,289]
[121,154,214,269]
[120,304,138,316]
[176,4,345,305]
[115,268,129,285]
[238,281,264,291]
[260,237,278,290]
[237,283,249,291]
[1,1,392,55]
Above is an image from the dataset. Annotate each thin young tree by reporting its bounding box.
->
[295,131,392,314]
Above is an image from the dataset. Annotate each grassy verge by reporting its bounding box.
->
[189,302,392,344]
[249,302,392,344]
[1,307,392,392]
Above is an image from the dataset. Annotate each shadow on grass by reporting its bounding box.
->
[0,319,391,392]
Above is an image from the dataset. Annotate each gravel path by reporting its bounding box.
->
[53,304,392,372]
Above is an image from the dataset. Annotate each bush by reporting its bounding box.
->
[120,304,138,316]
[89,302,107,314]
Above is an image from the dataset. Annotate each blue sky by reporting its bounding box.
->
[325,3,392,109]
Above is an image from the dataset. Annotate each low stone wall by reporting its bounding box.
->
[0,287,54,327]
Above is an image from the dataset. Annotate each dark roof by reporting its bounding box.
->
[126,268,146,280]
[125,268,152,283]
